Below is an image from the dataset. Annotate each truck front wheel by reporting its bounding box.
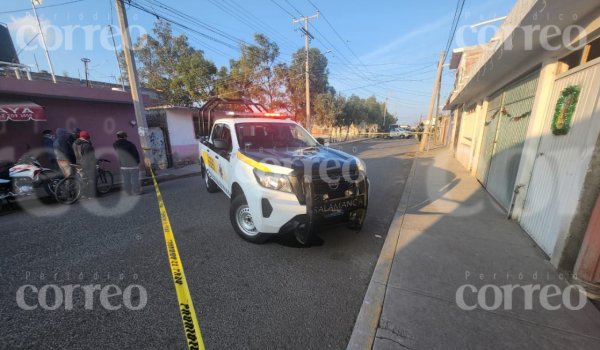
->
[230,195,269,243]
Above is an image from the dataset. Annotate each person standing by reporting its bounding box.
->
[73,131,97,198]
[54,128,76,177]
[42,130,57,169]
[113,131,141,195]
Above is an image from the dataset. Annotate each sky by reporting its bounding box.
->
[1,0,516,125]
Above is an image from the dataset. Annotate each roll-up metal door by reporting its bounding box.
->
[476,91,504,185]
[486,72,540,210]
[521,59,600,255]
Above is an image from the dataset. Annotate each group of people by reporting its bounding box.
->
[42,128,142,198]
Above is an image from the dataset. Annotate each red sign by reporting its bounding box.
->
[0,102,46,121]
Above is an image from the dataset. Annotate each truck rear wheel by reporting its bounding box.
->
[230,195,268,244]
[201,161,219,193]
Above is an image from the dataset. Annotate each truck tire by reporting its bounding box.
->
[230,194,269,244]
[201,161,219,193]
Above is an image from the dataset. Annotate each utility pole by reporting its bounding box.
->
[293,12,319,132]
[382,97,387,128]
[31,0,56,83]
[115,0,152,174]
[81,58,90,87]
[419,51,445,151]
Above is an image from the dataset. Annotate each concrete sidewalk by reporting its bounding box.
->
[349,148,600,350]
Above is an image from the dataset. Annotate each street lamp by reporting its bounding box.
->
[31,0,56,83]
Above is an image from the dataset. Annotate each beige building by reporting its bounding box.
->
[446,0,600,277]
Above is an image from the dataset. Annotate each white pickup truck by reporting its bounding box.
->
[199,114,369,245]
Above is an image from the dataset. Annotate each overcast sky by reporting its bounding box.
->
[1,0,516,124]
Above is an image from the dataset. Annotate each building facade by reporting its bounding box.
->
[446,0,600,281]
[0,75,156,174]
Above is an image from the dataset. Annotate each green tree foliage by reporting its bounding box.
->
[124,20,217,106]
[314,92,345,127]
[282,47,330,123]
[216,34,288,110]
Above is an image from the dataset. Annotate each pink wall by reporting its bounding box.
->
[0,95,142,174]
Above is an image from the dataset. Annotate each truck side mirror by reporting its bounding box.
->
[316,137,326,145]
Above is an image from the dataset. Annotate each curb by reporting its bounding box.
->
[140,171,201,187]
[347,152,419,350]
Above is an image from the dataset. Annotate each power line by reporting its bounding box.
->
[443,0,466,60]
[269,0,296,18]
[0,0,84,14]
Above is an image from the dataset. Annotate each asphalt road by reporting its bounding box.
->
[0,138,416,349]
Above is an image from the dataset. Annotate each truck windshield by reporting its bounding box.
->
[235,122,318,149]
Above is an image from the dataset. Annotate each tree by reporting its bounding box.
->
[123,20,217,106]
[283,47,330,124]
[215,34,287,110]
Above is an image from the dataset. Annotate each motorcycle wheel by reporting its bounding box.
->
[54,177,81,205]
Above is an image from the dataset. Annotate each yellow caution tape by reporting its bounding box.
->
[151,170,205,350]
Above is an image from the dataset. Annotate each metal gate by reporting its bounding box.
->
[521,59,600,255]
[483,72,540,210]
[476,91,503,185]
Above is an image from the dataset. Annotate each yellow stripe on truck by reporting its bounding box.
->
[236,151,271,172]
[150,170,205,350]
[201,151,218,172]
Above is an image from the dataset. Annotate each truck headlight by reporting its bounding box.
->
[253,169,293,193]
[356,158,366,173]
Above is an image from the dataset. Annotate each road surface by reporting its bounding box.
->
[0,138,416,349]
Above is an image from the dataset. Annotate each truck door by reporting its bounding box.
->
[203,123,222,186]
[203,123,234,195]
[214,125,234,196]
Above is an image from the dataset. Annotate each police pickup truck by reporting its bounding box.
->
[198,103,369,245]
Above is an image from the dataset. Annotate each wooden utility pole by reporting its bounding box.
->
[293,12,319,132]
[419,51,445,151]
[115,0,152,174]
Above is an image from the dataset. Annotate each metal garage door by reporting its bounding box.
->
[485,72,540,210]
[521,59,600,255]
[476,91,504,185]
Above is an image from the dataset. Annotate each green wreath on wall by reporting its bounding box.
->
[551,85,581,135]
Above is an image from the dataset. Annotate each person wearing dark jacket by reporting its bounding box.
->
[113,131,141,195]
[42,130,57,169]
[73,131,97,198]
[54,128,76,176]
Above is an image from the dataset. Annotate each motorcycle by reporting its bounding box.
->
[0,155,63,205]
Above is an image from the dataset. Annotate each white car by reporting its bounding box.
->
[199,117,369,244]
[387,128,410,139]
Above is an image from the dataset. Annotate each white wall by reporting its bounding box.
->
[166,109,197,146]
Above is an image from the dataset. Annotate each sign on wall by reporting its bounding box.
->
[0,102,46,121]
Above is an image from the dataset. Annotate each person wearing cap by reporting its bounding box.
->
[73,130,97,198]
[113,131,141,195]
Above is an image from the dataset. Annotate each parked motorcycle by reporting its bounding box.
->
[0,155,62,205]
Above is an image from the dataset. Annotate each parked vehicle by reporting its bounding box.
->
[198,100,369,245]
[0,155,62,205]
[387,128,411,139]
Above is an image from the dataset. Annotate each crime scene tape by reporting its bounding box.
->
[151,170,205,350]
